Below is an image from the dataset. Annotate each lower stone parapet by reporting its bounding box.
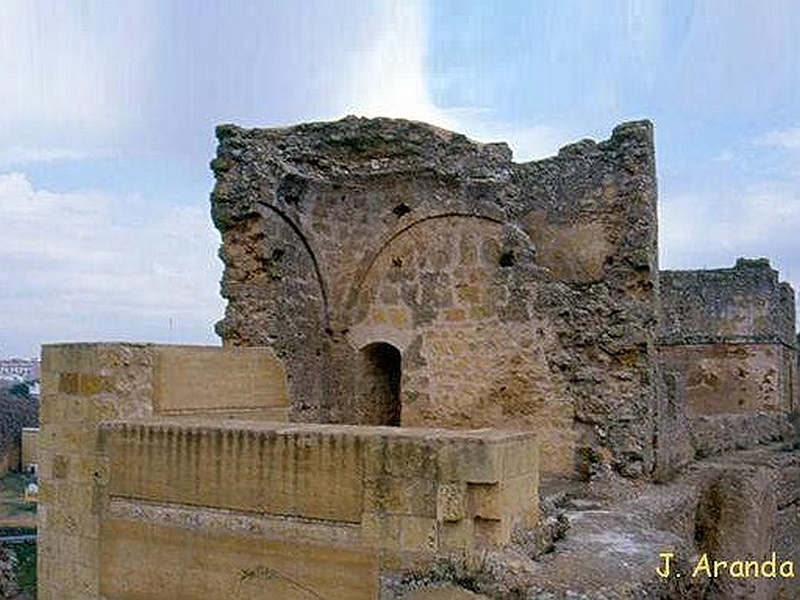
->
[37,342,540,600]
[93,421,537,600]
[41,370,538,599]
[38,342,294,600]
[97,419,538,576]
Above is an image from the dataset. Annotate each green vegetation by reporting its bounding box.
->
[0,473,37,596]
[0,473,37,519]
[12,541,36,597]
[8,382,30,399]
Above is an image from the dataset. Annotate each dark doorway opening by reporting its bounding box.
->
[358,342,401,426]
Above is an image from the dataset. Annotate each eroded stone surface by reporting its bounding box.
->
[659,259,797,417]
[401,586,490,600]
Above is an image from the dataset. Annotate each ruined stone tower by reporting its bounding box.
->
[211,116,661,478]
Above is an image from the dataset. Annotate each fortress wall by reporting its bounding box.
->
[660,343,786,415]
[40,342,538,599]
[660,258,796,346]
[210,118,545,432]
[152,344,290,419]
[659,259,797,417]
[515,122,661,478]
[99,420,538,552]
[652,370,693,481]
[102,421,365,523]
[689,412,791,458]
[348,215,575,475]
[39,343,157,600]
[100,518,379,600]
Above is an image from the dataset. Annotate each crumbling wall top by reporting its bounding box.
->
[659,258,796,347]
[212,116,513,184]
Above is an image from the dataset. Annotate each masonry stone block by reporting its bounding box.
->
[436,482,467,522]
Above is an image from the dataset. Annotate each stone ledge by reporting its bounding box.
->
[99,419,539,556]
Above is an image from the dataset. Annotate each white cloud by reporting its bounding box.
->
[443,109,575,161]
[0,172,223,356]
[336,1,573,161]
[0,147,98,168]
[714,150,736,164]
[755,127,800,150]
[338,0,449,127]
[0,2,156,157]
[675,0,800,114]
[660,182,800,297]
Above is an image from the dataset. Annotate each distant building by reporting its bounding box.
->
[0,358,40,383]
[21,427,39,475]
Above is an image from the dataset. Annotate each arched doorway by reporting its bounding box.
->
[357,342,401,426]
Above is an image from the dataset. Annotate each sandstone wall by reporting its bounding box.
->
[652,370,694,481]
[39,343,156,600]
[660,258,796,346]
[660,343,787,415]
[38,343,289,600]
[659,259,797,416]
[514,123,661,478]
[98,420,537,600]
[212,117,660,478]
[151,344,290,419]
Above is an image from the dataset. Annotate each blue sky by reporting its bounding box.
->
[1,1,799,357]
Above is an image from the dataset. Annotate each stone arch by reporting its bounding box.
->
[355,342,402,426]
[218,202,331,421]
[342,213,574,474]
[257,201,331,328]
[345,212,507,316]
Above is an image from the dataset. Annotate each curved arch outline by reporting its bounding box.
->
[257,201,331,328]
[345,212,505,312]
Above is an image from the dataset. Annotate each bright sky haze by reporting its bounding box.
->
[1,0,799,357]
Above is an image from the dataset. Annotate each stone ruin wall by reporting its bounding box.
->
[656,258,798,472]
[659,258,797,416]
[211,117,660,478]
